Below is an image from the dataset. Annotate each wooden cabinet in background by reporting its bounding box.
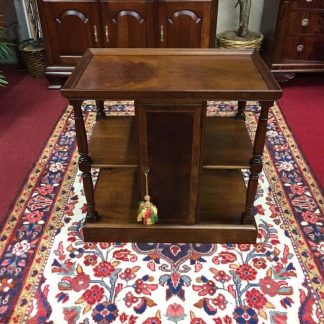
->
[261,0,324,81]
[37,0,218,88]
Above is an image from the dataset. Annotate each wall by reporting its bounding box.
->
[217,0,265,33]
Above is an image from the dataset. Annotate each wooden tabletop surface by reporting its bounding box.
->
[62,48,282,101]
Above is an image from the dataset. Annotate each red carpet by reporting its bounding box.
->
[279,74,324,192]
[0,66,67,224]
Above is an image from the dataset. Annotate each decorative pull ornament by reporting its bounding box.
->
[301,18,309,26]
[94,25,98,43]
[297,44,304,53]
[160,25,164,43]
[105,25,109,43]
[137,167,158,225]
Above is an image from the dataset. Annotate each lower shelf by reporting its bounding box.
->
[83,168,257,243]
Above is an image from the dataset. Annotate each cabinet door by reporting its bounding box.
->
[38,1,102,66]
[157,1,214,48]
[100,1,154,48]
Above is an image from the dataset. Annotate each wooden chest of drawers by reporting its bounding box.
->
[261,0,324,80]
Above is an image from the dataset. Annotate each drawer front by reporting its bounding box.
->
[283,35,324,61]
[286,10,324,34]
[289,0,324,9]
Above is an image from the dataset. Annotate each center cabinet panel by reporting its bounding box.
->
[156,1,214,48]
[135,101,206,225]
[99,0,154,47]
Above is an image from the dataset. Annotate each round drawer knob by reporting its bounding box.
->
[297,44,304,53]
[306,0,313,2]
[301,18,309,26]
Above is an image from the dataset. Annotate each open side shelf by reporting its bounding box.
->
[83,168,257,243]
[88,116,137,168]
[203,117,252,169]
[88,116,252,170]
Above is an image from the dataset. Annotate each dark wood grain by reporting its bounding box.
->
[199,169,247,224]
[37,0,218,88]
[62,49,282,101]
[203,117,252,169]
[135,100,205,224]
[89,117,137,167]
[100,1,154,48]
[85,168,257,243]
[261,0,324,75]
[61,49,282,244]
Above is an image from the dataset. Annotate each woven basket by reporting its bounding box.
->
[217,31,263,50]
[19,39,47,78]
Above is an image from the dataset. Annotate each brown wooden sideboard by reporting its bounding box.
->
[37,0,218,88]
[61,48,282,243]
[261,0,324,81]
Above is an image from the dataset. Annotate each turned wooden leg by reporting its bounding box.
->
[235,101,246,120]
[96,100,107,120]
[242,101,273,224]
[71,100,99,222]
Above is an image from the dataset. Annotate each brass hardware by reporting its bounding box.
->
[306,0,313,2]
[105,25,109,43]
[94,25,98,43]
[160,25,164,43]
[301,18,309,26]
[297,44,304,53]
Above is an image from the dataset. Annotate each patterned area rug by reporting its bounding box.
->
[0,102,323,323]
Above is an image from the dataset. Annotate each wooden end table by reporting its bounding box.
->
[61,48,282,243]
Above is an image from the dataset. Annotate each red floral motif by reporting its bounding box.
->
[124,292,139,307]
[36,184,54,195]
[82,285,104,305]
[235,264,257,281]
[113,249,136,261]
[166,303,186,322]
[84,242,97,250]
[238,244,250,251]
[120,268,136,281]
[134,279,158,295]
[67,272,90,292]
[193,281,216,296]
[84,255,98,266]
[289,184,305,195]
[63,307,79,323]
[260,277,284,297]
[217,252,237,264]
[93,261,115,277]
[212,270,231,282]
[253,244,266,253]
[212,294,227,310]
[99,243,112,249]
[252,258,267,269]
[26,210,44,223]
[271,312,288,324]
[301,211,319,224]
[246,288,267,309]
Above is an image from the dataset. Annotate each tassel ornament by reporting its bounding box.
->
[137,167,158,225]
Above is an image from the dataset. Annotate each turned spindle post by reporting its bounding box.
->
[71,100,99,222]
[242,101,273,224]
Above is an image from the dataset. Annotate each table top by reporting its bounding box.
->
[62,48,282,101]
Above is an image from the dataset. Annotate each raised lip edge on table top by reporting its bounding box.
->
[61,48,282,100]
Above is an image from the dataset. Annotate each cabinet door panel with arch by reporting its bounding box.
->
[37,1,102,66]
[100,0,154,48]
[156,0,217,48]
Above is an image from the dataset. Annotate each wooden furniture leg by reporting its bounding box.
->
[242,101,273,224]
[96,100,107,120]
[235,101,246,120]
[71,100,99,222]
